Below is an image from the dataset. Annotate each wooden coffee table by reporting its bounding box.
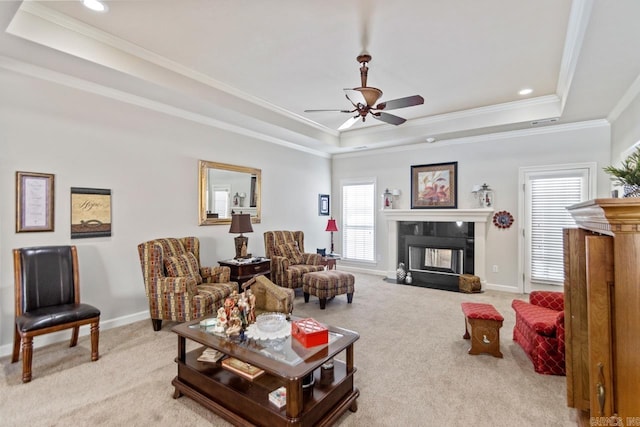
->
[171,318,359,426]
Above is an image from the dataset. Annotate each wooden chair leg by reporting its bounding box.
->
[21,336,34,383]
[70,326,80,347]
[151,319,162,331]
[90,321,100,361]
[11,325,21,363]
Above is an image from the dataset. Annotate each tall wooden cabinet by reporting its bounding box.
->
[564,199,640,423]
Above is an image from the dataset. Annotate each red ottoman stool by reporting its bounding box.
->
[302,270,354,309]
[461,302,504,358]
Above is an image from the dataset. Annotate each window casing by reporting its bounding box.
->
[341,180,375,262]
[520,163,594,291]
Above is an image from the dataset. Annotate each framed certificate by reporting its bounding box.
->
[16,171,55,232]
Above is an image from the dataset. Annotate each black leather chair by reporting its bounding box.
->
[12,246,100,383]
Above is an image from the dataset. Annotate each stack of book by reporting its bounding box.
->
[197,348,224,363]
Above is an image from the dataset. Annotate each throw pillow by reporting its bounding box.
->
[164,252,203,284]
[278,242,303,265]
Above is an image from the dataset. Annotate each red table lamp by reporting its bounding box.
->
[325,218,339,255]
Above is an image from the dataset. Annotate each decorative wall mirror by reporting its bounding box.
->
[198,160,261,225]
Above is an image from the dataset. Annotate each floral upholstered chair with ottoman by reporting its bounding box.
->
[263,231,325,289]
[138,237,236,331]
[511,291,565,375]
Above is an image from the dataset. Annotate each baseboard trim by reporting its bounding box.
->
[0,311,149,358]
[483,282,521,293]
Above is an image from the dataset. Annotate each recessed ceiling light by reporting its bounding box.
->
[82,0,108,12]
[519,88,533,96]
[425,137,436,143]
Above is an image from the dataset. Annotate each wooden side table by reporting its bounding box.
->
[218,258,271,291]
[320,255,341,270]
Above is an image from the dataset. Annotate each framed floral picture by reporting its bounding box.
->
[411,162,458,209]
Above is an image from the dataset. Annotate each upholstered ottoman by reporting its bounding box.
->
[461,302,504,358]
[302,270,355,309]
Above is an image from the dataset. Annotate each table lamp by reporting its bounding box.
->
[229,213,253,259]
[325,218,339,255]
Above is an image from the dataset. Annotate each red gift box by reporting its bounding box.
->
[291,318,328,348]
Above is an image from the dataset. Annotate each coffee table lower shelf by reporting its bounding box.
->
[172,348,359,427]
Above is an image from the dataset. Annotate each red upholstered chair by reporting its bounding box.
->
[511,291,565,375]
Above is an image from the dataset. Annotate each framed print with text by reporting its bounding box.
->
[71,187,112,238]
[16,171,55,232]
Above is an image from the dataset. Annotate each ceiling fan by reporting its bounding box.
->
[305,54,424,130]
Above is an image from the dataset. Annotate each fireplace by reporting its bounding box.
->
[382,209,493,291]
[399,221,475,291]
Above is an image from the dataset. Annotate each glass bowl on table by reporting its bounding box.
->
[256,312,287,333]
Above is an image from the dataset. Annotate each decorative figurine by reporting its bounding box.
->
[246,289,256,324]
[226,307,242,336]
[224,294,235,319]
[214,307,227,333]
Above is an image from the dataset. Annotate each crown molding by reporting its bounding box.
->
[556,0,595,112]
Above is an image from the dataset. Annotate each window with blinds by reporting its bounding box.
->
[529,174,584,285]
[342,181,375,262]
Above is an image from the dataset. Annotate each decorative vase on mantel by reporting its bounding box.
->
[396,263,406,283]
[623,184,640,198]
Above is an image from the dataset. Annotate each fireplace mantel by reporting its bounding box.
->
[381,209,494,285]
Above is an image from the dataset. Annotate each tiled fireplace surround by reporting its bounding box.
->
[382,209,494,288]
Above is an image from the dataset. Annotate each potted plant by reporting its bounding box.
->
[604,146,640,197]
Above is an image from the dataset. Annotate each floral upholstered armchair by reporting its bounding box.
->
[137,237,236,331]
[263,231,325,289]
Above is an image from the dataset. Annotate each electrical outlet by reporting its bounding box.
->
[492,265,499,273]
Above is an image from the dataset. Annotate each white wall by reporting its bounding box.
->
[332,121,612,292]
[0,70,331,355]
[611,89,640,161]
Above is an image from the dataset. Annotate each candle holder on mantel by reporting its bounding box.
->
[382,188,393,209]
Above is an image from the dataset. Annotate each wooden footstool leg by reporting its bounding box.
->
[463,317,470,340]
[347,293,353,303]
[467,318,503,358]
[319,298,327,309]
[304,292,310,303]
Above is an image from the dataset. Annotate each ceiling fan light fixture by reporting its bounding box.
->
[354,87,383,107]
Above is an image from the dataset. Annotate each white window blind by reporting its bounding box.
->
[342,182,375,262]
[529,176,583,285]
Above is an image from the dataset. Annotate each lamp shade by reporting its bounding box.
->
[229,213,253,234]
[325,218,339,232]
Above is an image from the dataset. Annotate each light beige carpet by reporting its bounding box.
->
[0,272,577,426]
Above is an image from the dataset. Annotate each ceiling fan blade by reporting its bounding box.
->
[344,89,367,107]
[304,109,353,113]
[373,112,406,126]
[376,95,424,111]
[338,116,360,131]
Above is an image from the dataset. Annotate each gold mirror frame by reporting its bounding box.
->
[198,160,261,225]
